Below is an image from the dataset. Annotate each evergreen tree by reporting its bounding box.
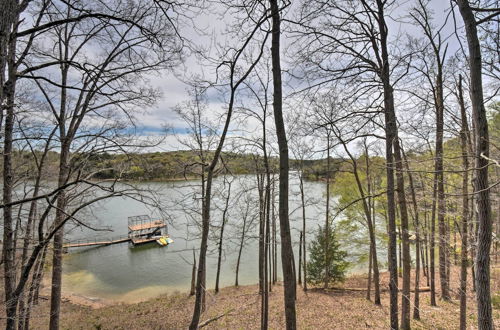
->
[307,225,349,287]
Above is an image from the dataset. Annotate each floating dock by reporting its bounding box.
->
[63,215,167,249]
[128,215,166,245]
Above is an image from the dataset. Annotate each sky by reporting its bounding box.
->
[131,0,470,153]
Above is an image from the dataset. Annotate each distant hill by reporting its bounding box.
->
[2,149,343,182]
[89,151,344,181]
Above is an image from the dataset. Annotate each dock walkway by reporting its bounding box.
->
[63,236,130,248]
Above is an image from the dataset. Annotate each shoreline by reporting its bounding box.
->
[56,264,374,309]
[40,278,114,309]
[54,269,372,310]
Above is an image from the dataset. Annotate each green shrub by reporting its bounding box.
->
[307,225,349,287]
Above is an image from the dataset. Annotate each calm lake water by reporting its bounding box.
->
[62,174,383,302]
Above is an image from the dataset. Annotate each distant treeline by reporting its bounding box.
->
[89,150,344,181]
[2,149,344,182]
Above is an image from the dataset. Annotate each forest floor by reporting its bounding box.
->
[5,264,500,329]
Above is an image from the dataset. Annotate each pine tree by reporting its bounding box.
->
[307,225,349,287]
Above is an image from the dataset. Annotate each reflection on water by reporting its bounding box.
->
[62,174,382,302]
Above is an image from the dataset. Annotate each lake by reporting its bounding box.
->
[62,173,382,302]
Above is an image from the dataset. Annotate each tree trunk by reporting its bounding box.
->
[367,245,372,301]
[429,171,438,306]
[298,232,302,285]
[270,1,296,328]
[299,172,308,291]
[272,178,277,284]
[456,2,493,328]
[420,173,431,287]
[324,136,331,289]
[257,170,265,295]
[376,1,399,327]
[458,74,470,330]
[191,249,196,296]
[2,2,19,328]
[401,147,421,320]
[49,145,70,330]
[436,72,451,301]
[215,179,231,293]
[49,46,71,328]
[261,170,271,329]
[235,210,247,287]
[392,137,411,330]
[398,223,402,278]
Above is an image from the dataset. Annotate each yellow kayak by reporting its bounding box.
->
[156,236,167,246]
[156,236,173,246]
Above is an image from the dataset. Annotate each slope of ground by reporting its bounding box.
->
[18,265,499,329]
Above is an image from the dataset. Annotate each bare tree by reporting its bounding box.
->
[454,1,497,328]
[410,1,451,300]
[294,1,413,327]
[2,1,183,328]
[457,74,471,330]
[270,0,296,328]
[334,129,381,305]
[188,4,270,327]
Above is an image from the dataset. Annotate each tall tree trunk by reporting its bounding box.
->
[272,178,277,284]
[393,136,412,330]
[435,67,451,301]
[401,147,421,320]
[324,136,331,289]
[2,2,19,328]
[458,74,470,330]
[298,232,302,285]
[299,172,308,291]
[367,246,372,301]
[49,145,70,330]
[471,188,478,293]
[262,165,271,329]
[456,2,493,329]
[49,45,71,328]
[420,173,431,287]
[454,218,458,266]
[190,157,214,328]
[398,223,402,278]
[270,1,296,328]
[429,171,438,306]
[364,147,381,304]
[376,1,399,327]
[257,169,265,295]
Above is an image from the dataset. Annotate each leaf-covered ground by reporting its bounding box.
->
[9,265,500,329]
